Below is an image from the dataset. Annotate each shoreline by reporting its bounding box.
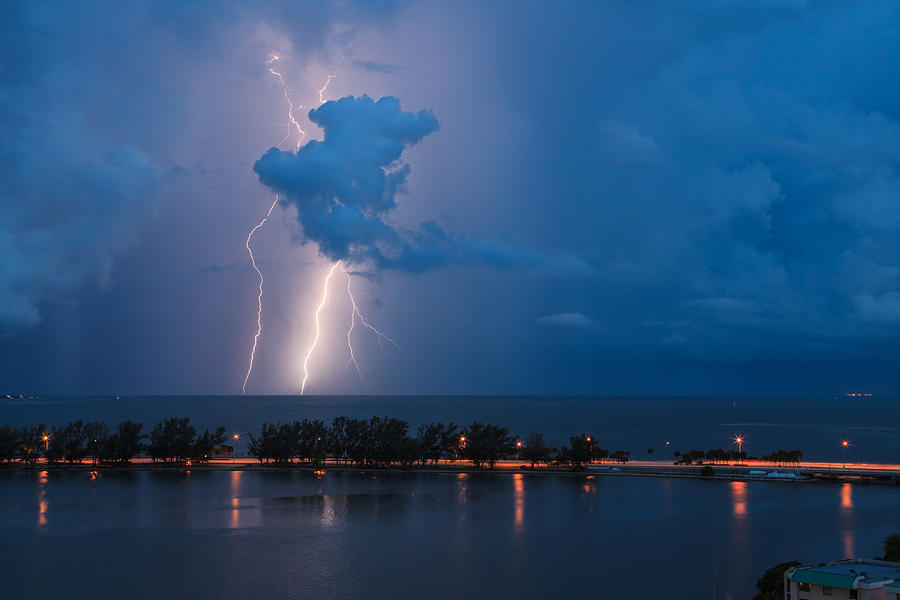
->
[5,460,900,485]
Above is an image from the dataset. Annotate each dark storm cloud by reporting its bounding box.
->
[254,94,565,272]
[0,0,404,335]
[4,0,900,395]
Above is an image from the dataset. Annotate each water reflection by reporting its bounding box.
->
[582,475,596,496]
[229,471,242,529]
[37,470,48,527]
[513,474,524,534]
[730,481,747,517]
[456,472,468,504]
[840,482,853,509]
[840,483,854,558]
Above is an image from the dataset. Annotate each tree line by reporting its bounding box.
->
[0,416,809,470]
[246,417,629,469]
[673,448,803,466]
[0,416,633,469]
[0,419,229,465]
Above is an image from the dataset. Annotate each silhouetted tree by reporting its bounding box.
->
[460,421,515,468]
[102,421,145,464]
[521,432,553,468]
[84,421,110,465]
[192,427,226,463]
[148,417,196,463]
[18,425,44,464]
[416,422,456,466]
[752,561,800,600]
[882,533,900,562]
[0,425,18,462]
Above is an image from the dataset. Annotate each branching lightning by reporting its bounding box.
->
[241,194,279,395]
[266,55,306,150]
[341,262,400,353]
[300,261,399,393]
[318,64,341,105]
[242,53,396,395]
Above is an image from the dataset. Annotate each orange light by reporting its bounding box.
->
[842,440,849,448]
[516,441,522,448]
[459,436,466,443]
[586,436,591,442]
[233,433,240,441]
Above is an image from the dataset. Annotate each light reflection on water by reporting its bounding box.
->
[7,469,900,600]
[840,482,855,559]
[731,480,748,517]
[513,473,524,534]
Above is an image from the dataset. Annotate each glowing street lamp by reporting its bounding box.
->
[41,433,51,452]
[232,433,240,462]
[733,436,744,464]
[841,440,850,469]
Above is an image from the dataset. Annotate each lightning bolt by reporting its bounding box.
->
[243,57,340,394]
[241,194,279,395]
[246,54,397,395]
[318,64,341,105]
[266,55,305,150]
[301,261,341,395]
[300,261,398,393]
[341,262,400,354]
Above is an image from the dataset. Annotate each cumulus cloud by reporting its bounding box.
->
[255,94,564,272]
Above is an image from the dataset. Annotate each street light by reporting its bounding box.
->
[41,433,51,452]
[841,440,850,469]
[733,436,744,465]
[232,433,240,463]
[665,440,670,466]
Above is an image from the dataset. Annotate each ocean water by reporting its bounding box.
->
[2,468,899,599]
[2,395,899,462]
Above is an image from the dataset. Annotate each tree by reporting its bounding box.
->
[84,421,110,465]
[520,432,552,468]
[18,426,43,464]
[882,533,900,562]
[102,421,145,464]
[63,420,89,463]
[752,561,800,600]
[0,425,18,462]
[610,449,630,463]
[192,427,226,463]
[298,419,328,465]
[148,417,196,463]
[460,421,515,468]
[416,422,456,466]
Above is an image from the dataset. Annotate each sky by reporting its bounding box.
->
[2,0,900,396]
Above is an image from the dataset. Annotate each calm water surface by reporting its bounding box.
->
[2,469,899,599]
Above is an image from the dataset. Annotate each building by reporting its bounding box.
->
[785,559,900,599]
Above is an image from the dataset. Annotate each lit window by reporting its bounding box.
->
[822,586,832,596]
